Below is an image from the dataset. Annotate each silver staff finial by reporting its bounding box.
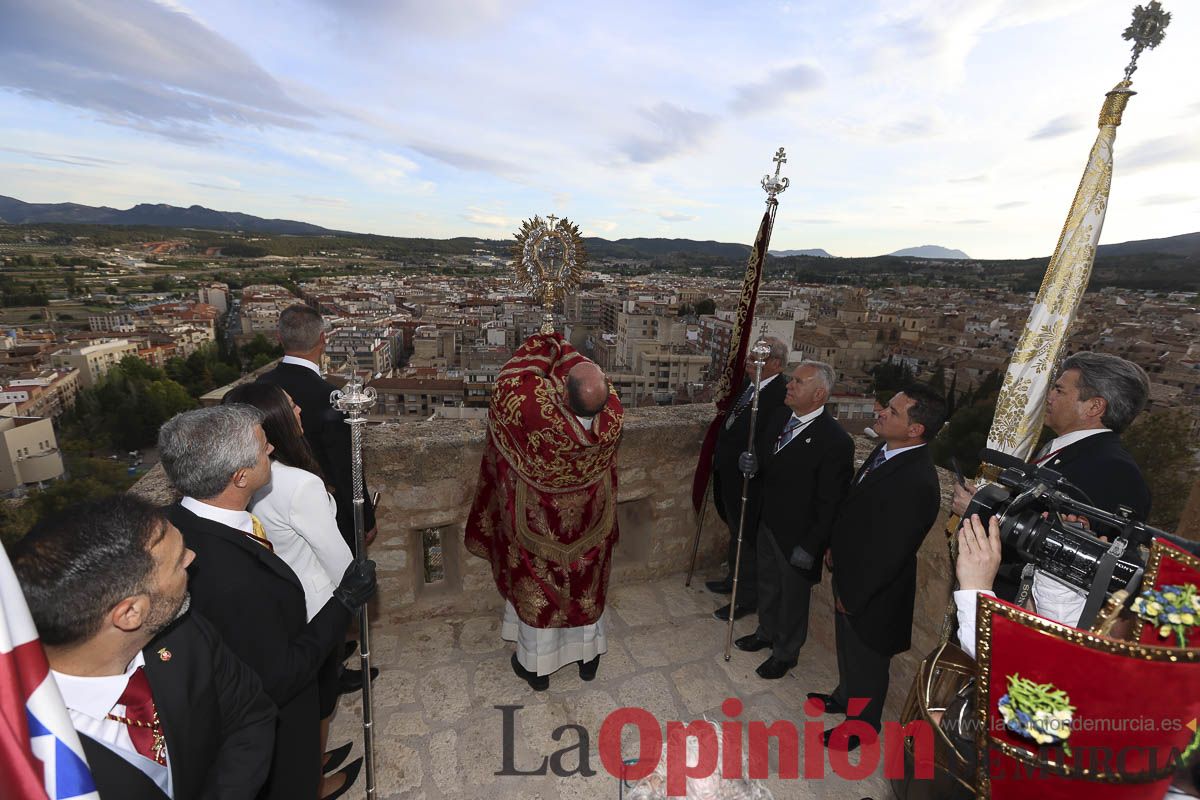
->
[761,147,790,201]
[1122,1,1171,81]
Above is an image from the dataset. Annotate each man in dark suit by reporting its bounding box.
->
[952,351,1152,607]
[158,405,377,800]
[11,494,276,800]
[258,303,376,549]
[707,337,789,622]
[733,360,854,679]
[813,383,946,750]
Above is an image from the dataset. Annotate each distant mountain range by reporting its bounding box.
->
[1095,231,1200,258]
[887,245,970,260]
[0,195,347,236]
[770,248,835,258]
[2,195,1197,262]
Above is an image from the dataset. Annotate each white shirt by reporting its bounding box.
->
[1026,428,1111,626]
[756,373,781,390]
[954,589,995,660]
[882,442,926,460]
[1035,427,1110,463]
[775,405,825,452]
[250,461,353,620]
[52,651,173,797]
[180,496,254,535]
[955,582,1084,661]
[281,354,321,376]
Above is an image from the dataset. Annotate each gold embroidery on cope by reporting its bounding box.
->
[514,478,615,565]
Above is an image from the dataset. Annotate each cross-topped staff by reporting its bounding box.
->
[685,148,790,589]
[330,369,378,799]
[725,329,773,661]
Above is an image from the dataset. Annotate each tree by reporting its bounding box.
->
[63,359,198,451]
[869,361,914,393]
[240,333,282,370]
[694,298,716,315]
[1123,410,1200,530]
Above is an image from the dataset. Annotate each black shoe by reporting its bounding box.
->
[713,602,756,621]
[734,633,772,652]
[511,654,549,691]
[705,577,733,595]
[579,655,600,681]
[823,726,864,752]
[755,656,795,680]
[338,666,379,695]
[806,692,847,715]
[321,757,363,800]
[323,741,353,775]
[342,641,357,661]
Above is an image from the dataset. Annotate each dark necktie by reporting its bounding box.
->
[774,416,804,453]
[107,666,166,765]
[857,447,888,483]
[725,384,755,429]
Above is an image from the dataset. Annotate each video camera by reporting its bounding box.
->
[962,448,1164,599]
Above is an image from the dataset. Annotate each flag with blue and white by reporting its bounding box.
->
[1,546,99,800]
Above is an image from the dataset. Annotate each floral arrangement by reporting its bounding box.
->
[997,674,1075,756]
[1131,583,1200,647]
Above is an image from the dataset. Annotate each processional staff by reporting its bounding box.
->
[685,148,790,589]
[331,369,378,799]
[724,333,772,662]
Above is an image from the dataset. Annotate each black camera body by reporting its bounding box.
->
[963,449,1165,598]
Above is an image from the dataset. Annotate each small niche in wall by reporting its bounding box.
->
[421,526,446,584]
[614,496,653,565]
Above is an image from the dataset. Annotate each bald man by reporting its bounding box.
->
[466,332,625,691]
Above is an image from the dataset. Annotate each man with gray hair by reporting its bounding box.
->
[259,304,376,550]
[734,360,854,680]
[159,405,377,800]
[951,350,1151,613]
[707,336,789,622]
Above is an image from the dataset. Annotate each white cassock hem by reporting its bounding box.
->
[501,601,608,676]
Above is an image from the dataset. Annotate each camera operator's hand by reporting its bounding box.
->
[951,479,977,518]
[1062,513,1091,531]
[956,514,1002,591]
[333,558,377,613]
[738,451,758,478]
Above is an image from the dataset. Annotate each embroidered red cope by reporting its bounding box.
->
[465,333,624,629]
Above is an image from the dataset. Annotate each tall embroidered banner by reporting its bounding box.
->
[986,4,1169,460]
[690,149,789,512]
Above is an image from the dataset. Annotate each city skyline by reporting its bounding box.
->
[1,0,1197,260]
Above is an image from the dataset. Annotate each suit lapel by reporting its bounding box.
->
[1043,431,1114,471]
[853,444,925,492]
[142,622,187,797]
[79,734,170,799]
[773,408,831,457]
[852,443,885,486]
[172,504,304,594]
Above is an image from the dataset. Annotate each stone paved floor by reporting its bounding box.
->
[330,573,910,799]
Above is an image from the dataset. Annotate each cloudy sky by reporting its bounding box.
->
[0,0,1196,259]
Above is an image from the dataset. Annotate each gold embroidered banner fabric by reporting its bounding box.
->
[986,82,1131,459]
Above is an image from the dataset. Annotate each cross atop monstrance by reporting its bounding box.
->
[510,214,588,334]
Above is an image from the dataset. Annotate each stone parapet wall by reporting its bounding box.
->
[133,403,958,670]
[366,403,733,624]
